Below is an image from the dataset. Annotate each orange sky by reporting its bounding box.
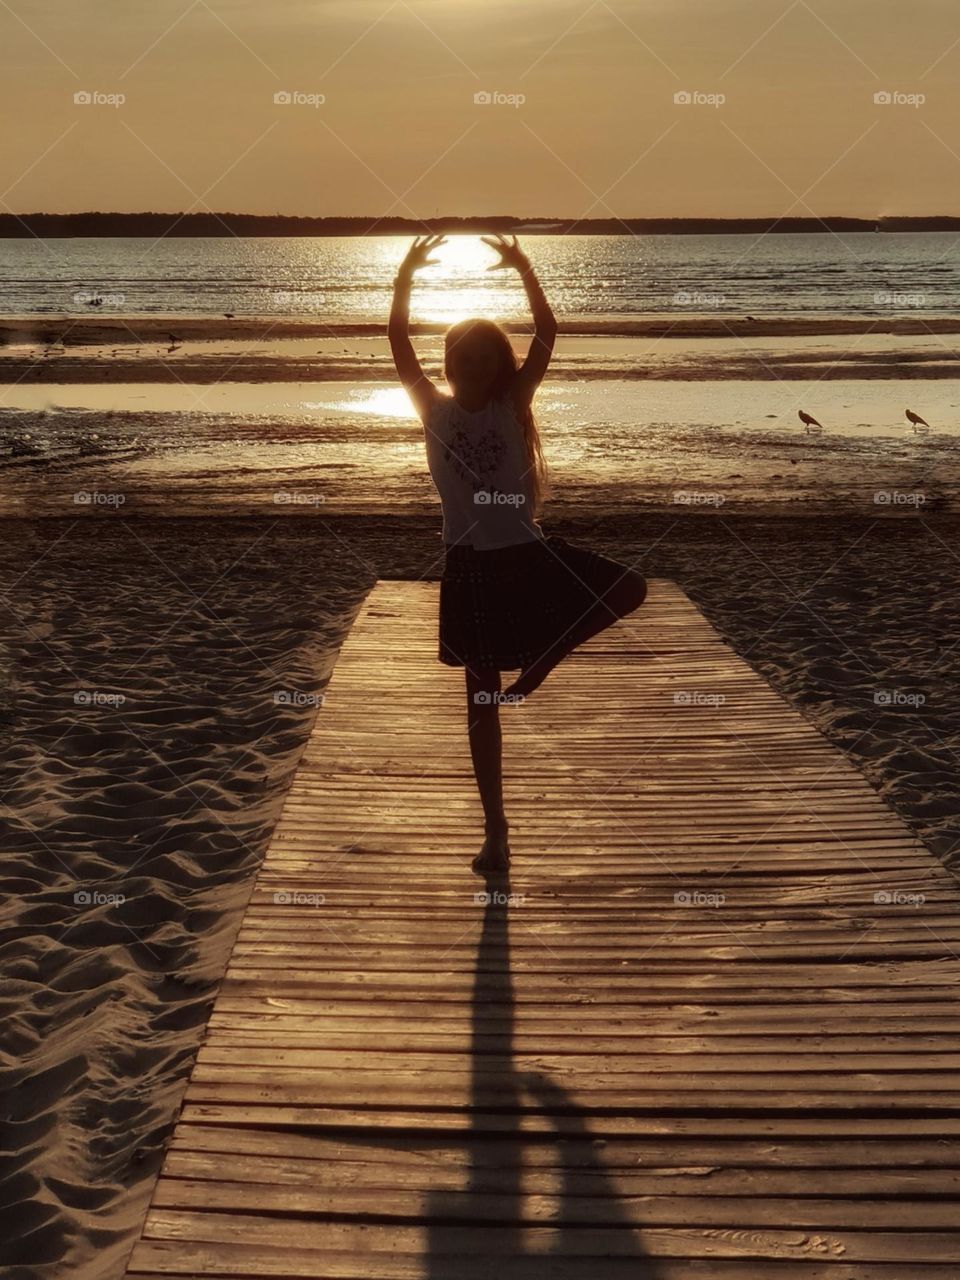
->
[1,0,958,218]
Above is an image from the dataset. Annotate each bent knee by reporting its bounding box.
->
[609,571,647,618]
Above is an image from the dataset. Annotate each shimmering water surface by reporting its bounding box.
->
[2,232,958,319]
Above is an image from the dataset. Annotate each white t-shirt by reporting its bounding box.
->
[423,393,545,549]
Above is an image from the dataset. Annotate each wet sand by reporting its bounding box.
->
[3,377,959,519]
[3,320,960,384]
[5,312,960,342]
[2,512,959,1278]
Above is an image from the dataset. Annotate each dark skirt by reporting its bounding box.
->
[439,534,638,671]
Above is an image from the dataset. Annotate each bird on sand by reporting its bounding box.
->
[906,409,930,433]
[798,410,823,433]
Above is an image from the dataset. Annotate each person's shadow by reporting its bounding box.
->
[425,878,656,1277]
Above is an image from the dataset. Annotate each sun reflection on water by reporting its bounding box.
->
[308,386,418,418]
[410,234,523,325]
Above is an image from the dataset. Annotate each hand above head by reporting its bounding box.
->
[481,233,531,273]
[398,234,447,277]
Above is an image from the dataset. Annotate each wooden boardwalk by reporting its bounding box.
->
[125,580,960,1279]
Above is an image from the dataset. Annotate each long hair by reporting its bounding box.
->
[443,318,548,517]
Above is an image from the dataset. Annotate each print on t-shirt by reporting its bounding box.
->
[444,424,507,492]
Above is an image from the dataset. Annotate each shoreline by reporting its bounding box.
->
[3,318,960,387]
[4,313,960,344]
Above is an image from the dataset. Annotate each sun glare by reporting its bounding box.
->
[411,235,519,325]
[311,386,418,419]
[427,235,498,274]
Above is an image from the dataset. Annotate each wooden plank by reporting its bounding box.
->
[149,1178,960,1228]
[131,1208,960,1262]
[165,1122,960,1167]
[174,1102,960,1137]
[123,580,960,1279]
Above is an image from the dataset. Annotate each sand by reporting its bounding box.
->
[1,512,959,1278]
[0,519,368,1278]
[3,309,960,1276]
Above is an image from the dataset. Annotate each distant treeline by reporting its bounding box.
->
[2,212,960,237]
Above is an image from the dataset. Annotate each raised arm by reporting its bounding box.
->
[482,234,557,411]
[388,235,445,421]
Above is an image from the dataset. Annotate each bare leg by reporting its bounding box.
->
[464,666,510,875]
[505,570,648,701]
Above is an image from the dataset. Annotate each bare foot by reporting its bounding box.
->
[472,823,510,876]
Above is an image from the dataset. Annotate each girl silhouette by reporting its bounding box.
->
[389,233,647,875]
